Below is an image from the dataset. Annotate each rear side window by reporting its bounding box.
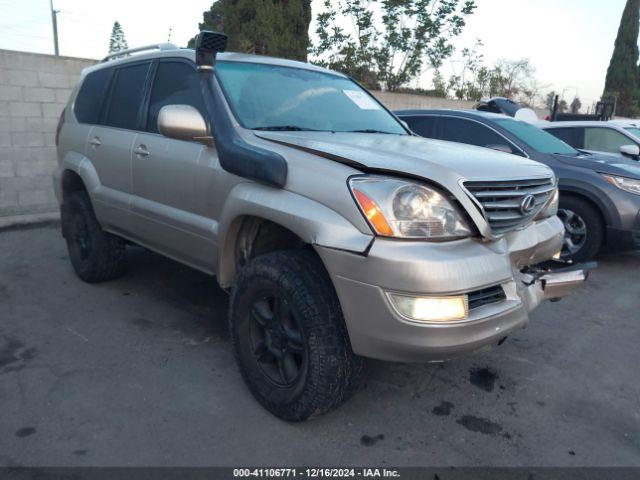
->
[146,61,206,133]
[403,116,437,138]
[104,62,150,130]
[74,68,112,124]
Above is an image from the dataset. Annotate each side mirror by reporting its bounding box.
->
[158,105,212,145]
[486,144,513,154]
[619,144,640,158]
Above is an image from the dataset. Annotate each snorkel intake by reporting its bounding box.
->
[195,31,288,188]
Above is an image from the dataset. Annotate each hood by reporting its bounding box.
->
[254,131,552,181]
[553,152,640,179]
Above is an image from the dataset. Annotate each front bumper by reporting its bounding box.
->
[316,216,587,362]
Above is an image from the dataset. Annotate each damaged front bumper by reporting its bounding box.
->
[316,216,592,362]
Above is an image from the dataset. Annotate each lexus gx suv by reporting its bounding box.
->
[53,32,587,421]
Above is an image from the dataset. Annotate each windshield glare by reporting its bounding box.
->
[215,61,406,134]
[496,118,578,155]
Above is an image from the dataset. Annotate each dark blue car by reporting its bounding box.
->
[396,109,640,262]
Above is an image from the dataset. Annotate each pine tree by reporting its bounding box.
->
[189,0,312,62]
[603,0,640,117]
[108,21,129,54]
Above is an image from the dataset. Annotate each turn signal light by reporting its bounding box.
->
[352,188,393,236]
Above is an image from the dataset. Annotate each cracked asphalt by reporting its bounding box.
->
[1,224,639,466]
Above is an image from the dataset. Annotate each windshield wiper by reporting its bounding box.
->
[253,125,323,132]
[345,129,399,134]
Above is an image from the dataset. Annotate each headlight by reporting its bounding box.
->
[349,176,471,240]
[602,174,640,195]
[537,184,559,219]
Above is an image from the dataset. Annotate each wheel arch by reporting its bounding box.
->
[215,183,373,288]
[558,188,608,244]
[558,183,615,227]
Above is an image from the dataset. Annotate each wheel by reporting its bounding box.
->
[229,249,363,422]
[557,196,603,262]
[61,191,126,283]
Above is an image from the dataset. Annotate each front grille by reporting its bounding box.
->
[468,285,506,310]
[463,177,555,234]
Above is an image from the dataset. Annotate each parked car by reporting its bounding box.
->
[540,120,640,160]
[54,33,587,422]
[396,109,640,262]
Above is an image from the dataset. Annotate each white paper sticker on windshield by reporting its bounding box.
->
[343,90,381,110]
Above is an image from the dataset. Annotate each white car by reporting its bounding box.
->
[539,120,640,160]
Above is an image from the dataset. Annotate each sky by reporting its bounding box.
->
[0,0,630,108]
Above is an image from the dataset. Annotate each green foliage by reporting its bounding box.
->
[189,0,312,62]
[312,0,476,91]
[603,0,640,117]
[108,21,128,54]
[439,40,543,106]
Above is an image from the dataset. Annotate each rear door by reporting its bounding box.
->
[130,58,218,268]
[85,61,151,232]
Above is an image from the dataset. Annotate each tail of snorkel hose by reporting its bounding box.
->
[194,30,288,188]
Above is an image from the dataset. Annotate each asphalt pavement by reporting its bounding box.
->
[1,224,639,466]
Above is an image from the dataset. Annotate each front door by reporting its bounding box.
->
[130,59,218,270]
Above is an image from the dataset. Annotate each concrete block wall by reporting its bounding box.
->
[0,49,95,226]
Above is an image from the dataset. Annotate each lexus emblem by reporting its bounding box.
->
[519,194,536,215]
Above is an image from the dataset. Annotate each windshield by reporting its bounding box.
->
[215,61,407,134]
[624,127,640,139]
[495,118,578,155]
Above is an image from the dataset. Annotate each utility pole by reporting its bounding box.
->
[49,0,59,56]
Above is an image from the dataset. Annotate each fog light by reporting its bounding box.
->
[552,250,562,260]
[388,293,469,322]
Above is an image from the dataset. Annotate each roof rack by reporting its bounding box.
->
[101,43,179,63]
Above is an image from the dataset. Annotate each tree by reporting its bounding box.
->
[108,21,128,54]
[312,0,476,91]
[603,0,640,117]
[570,97,582,114]
[189,0,312,62]
[437,40,545,106]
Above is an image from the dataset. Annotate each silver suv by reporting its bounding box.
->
[54,32,587,421]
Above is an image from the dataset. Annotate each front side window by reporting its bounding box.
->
[104,62,150,130]
[545,127,582,149]
[147,61,207,134]
[624,127,640,139]
[439,117,514,152]
[215,61,406,134]
[403,116,437,138]
[584,127,633,153]
[74,68,113,124]
[495,118,577,155]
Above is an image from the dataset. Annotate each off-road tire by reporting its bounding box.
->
[229,249,363,422]
[61,191,126,283]
[558,195,604,263]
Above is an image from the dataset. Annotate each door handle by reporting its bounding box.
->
[89,137,101,148]
[134,145,150,157]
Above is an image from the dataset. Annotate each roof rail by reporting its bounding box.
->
[101,43,178,63]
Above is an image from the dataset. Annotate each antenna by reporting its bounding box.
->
[167,26,173,42]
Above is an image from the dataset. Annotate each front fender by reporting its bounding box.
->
[216,182,373,287]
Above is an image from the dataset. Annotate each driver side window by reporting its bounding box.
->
[584,128,633,153]
[439,117,521,155]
